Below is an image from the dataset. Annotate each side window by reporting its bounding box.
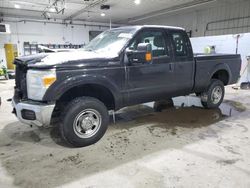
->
[171,32,188,57]
[129,30,168,57]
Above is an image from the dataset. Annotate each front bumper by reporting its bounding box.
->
[12,98,55,127]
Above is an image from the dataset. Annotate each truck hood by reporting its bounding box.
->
[16,50,118,68]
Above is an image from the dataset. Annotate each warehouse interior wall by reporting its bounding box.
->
[0,19,110,57]
[134,0,250,37]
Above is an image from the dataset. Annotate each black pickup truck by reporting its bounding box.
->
[12,25,241,147]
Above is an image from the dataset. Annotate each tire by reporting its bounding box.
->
[60,97,109,147]
[201,79,225,109]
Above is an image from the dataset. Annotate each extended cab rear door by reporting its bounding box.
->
[168,29,195,95]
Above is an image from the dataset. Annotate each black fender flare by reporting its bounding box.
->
[209,63,232,85]
[43,74,122,109]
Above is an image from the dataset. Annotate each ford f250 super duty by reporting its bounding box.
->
[12,25,241,147]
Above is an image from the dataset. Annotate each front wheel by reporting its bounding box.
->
[60,97,109,147]
[201,79,225,109]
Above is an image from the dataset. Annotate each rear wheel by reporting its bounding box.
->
[60,97,109,147]
[201,79,225,109]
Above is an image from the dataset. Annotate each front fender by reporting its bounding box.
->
[43,74,121,107]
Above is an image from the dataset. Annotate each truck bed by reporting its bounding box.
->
[193,53,241,92]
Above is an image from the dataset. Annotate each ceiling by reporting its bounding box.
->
[0,0,219,24]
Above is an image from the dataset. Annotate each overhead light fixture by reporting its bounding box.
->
[14,4,21,9]
[134,0,141,5]
[49,7,56,13]
[99,4,109,17]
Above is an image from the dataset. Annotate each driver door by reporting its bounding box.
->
[125,28,175,105]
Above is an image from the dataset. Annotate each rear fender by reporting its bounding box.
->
[209,63,232,85]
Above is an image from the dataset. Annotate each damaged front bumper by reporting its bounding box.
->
[12,98,55,127]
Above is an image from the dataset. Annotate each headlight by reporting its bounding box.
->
[27,69,56,101]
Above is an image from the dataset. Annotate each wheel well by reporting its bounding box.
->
[212,70,229,85]
[57,84,115,110]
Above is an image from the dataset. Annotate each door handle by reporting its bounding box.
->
[169,63,174,72]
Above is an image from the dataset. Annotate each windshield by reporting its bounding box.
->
[84,28,137,56]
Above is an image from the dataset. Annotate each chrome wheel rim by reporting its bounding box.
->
[211,86,223,104]
[73,109,102,138]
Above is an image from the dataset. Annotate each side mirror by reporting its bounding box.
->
[126,43,152,64]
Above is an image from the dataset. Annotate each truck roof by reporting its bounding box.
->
[143,25,185,30]
[112,25,185,31]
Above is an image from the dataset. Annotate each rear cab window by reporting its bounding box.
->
[169,30,193,61]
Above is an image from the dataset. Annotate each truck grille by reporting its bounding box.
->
[14,59,28,100]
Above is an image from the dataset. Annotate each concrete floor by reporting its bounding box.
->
[0,79,250,188]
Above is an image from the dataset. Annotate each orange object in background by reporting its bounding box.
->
[4,43,18,70]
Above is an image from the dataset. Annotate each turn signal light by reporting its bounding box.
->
[43,77,56,88]
[145,52,152,62]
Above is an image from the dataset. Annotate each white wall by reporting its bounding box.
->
[135,0,250,37]
[191,33,250,83]
[0,20,109,57]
